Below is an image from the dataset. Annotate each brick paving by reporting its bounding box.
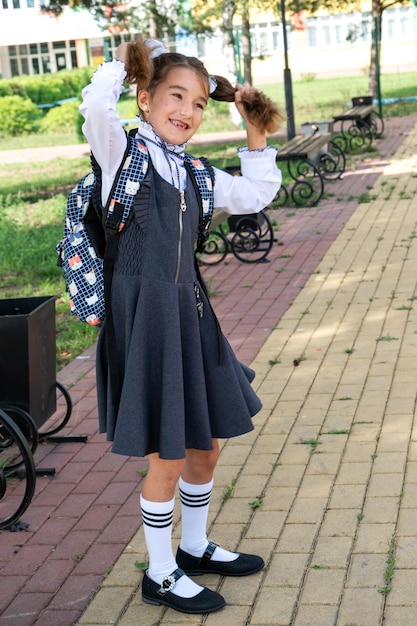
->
[1,115,417,626]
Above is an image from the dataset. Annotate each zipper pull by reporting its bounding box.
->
[194,283,204,318]
[179,190,187,212]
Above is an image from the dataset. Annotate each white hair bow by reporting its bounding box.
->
[145,39,168,59]
[145,38,217,95]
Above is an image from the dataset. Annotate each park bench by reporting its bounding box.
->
[273,127,346,208]
[197,166,276,265]
[333,96,384,153]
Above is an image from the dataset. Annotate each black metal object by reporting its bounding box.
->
[333,97,384,153]
[198,210,275,266]
[0,296,81,443]
[352,96,384,139]
[0,297,56,429]
[0,409,36,531]
[280,0,295,140]
[274,134,331,207]
[0,296,86,530]
[301,122,346,181]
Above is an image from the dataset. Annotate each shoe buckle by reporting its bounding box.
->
[158,573,177,596]
[157,567,184,596]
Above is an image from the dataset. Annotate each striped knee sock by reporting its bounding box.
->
[179,478,237,562]
[140,494,203,598]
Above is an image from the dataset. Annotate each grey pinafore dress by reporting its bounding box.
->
[96,161,262,459]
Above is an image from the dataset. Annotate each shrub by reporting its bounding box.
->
[75,108,85,142]
[0,82,13,97]
[1,68,94,105]
[41,100,80,134]
[0,95,42,137]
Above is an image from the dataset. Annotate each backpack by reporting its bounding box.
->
[56,132,214,327]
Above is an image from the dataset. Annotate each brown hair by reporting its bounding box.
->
[123,37,283,134]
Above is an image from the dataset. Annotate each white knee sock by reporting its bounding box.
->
[140,494,203,598]
[179,478,238,563]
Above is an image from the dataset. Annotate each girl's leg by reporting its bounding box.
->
[177,439,264,576]
[179,439,237,561]
[141,453,204,598]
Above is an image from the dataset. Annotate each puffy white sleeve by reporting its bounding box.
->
[78,60,128,189]
[213,146,282,214]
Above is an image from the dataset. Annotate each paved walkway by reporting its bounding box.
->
[1,116,417,625]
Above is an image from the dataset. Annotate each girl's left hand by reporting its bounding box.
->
[234,84,257,126]
[234,83,267,150]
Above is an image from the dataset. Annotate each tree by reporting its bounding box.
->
[367,0,408,97]
[222,0,238,80]
[240,0,252,83]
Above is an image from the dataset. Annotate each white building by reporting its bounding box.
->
[0,0,416,82]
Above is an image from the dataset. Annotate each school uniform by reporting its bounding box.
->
[80,60,282,460]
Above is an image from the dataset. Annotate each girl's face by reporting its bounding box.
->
[138,67,208,145]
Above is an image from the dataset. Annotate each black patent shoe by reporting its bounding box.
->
[142,568,225,614]
[176,541,265,576]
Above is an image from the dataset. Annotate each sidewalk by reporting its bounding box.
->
[1,115,417,626]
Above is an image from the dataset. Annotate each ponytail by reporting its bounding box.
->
[210,75,284,135]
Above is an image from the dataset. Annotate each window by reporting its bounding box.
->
[10,59,19,76]
[102,33,132,62]
[42,55,50,73]
[196,34,206,58]
[8,42,51,76]
[308,25,317,47]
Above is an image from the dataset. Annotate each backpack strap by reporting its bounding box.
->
[184,155,215,253]
[103,134,149,404]
[185,157,223,364]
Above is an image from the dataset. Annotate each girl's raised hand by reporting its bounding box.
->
[116,43,129,64]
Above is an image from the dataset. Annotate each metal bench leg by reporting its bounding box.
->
[318,141,346,180]
[287,158,325,207]
[335,119,373,153]
[230,211,275,263]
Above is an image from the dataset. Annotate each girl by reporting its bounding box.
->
[79,37,283,615]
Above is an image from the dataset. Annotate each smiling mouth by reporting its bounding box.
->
[170,119,189,131]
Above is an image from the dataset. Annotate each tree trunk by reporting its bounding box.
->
[221,0,237,82]
[241,0,252,84]
[369,0,382,98]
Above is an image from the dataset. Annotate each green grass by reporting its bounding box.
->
[0,157,99,371]
[259,71,417,125]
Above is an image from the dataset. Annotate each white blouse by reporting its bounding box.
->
[79,59,282,214]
